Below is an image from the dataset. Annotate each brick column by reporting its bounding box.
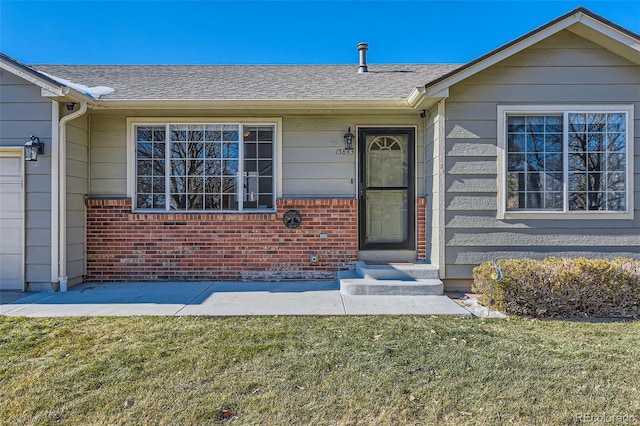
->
[417,197,428,261]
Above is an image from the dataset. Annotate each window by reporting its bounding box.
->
[498,106,633,219]
[134,123,275,212]
[506,115,563,210]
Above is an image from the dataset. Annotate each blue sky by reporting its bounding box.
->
[1,1,638,65]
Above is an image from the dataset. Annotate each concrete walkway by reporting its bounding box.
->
[0,281,472,317]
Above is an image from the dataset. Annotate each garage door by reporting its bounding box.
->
[0,152,24,290]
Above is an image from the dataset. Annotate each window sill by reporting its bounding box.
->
[498,210,634,220]
[132,209,277,215]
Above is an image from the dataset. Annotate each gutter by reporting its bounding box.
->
[407,87,425,107]
[56,101,88,292]
[91,98,413,110]
[408,86,450,110]
[57,87,96,105]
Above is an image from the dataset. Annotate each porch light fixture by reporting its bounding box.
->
[24,135,44,161]
[343,127,355,151]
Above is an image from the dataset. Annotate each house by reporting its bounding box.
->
[0,7,638,292]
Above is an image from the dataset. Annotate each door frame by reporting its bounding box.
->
[357,127,416,251]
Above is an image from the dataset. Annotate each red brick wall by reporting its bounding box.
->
[417,197,427,261]
[85,198,358,281]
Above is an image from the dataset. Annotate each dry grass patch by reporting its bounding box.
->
[1,316,639,425]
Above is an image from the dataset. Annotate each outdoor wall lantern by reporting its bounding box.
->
[24,135,44,161]
[343,127,355,151]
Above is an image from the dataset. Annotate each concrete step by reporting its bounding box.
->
[355,261,440,280]
[340,263,443,296]
[339,276,444,296]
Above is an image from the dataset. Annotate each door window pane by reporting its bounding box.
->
[365,190,408,244]
[366,135,408,187]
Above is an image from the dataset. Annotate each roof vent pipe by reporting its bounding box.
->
[357,42,368,73]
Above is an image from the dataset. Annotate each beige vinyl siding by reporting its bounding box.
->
[283,115,422,197]
[443,30,640,286]
[89,114,424,198]
[0,69,53,286]
[89,116,127,195]
[66,114,88,285]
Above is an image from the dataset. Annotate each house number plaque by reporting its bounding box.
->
[283,210,302,229]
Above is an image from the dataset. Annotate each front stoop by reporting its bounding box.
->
[339,261,443,296]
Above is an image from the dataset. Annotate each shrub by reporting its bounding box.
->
[472,258,640,318]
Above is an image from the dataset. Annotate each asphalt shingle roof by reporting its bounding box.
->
[34,64,461,101]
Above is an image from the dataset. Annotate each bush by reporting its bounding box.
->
[472,258,640,318]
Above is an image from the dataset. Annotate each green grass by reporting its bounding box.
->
[1,316,639,425]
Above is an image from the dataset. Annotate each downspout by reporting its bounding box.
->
[436,99,447,279]
[51,101,60,288]
[57,101,88,291]
[422,110,429,263]
[422,110,428,200]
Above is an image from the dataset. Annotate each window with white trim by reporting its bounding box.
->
[134,123,275,211]
[499,106,633,217]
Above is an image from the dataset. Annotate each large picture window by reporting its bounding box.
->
[134,123,275,212]
[498,106,633,218]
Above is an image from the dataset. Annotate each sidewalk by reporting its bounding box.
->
[1,281,473,317]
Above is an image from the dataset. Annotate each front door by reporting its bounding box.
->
[358,128,415,250]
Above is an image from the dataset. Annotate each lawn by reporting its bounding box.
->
[1,316,639,425]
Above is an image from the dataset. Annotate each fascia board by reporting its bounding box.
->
[0,54,96,104]
[67,89,94,103]
[408,86,450,106]
[93,98,413,110]
[574,10,640,46]
[40,86,96,105]
[55,87,96,104]
[424,10,640,96]
[1,58,66,96]
[567,19,640,64]
[407,87,425,106]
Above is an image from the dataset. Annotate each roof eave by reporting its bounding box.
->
[1,52,64,94]
[408,86,450,110]
[91,98,416,110]
[1,52,95,104]
[567,15,640,64]
[422,7,640,97]
[41,86,97,105]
